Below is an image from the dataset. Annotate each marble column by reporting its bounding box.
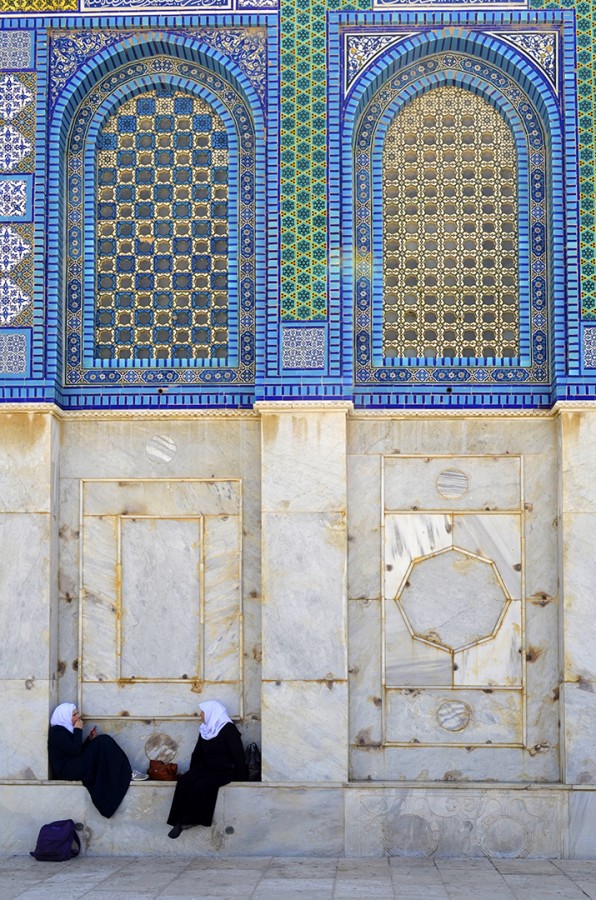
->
[258,402,350,782]
[0,410,59,779]
[558,406,596,783]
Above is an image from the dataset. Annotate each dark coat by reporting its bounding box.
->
[48,726,132,818]
[167,722,248,827]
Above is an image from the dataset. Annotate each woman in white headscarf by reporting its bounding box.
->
[48,702,146,818]
[167,700,247,839]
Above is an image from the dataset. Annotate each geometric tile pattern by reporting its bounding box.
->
[0,221,32,326]
[0,74,35,176]
[0,74,33,121]
[278,0,367,321]
[0,0,75,9]
[352,50,549,385]
[0,277,31,325]
[530,0,595,319]
[0,330,27,374]
[94,90,229,364]
[282,325,326,368]
[0,31,33,70]
[0,224,30,273]
[584,326,596,367]
[382,86,519,361]
[0,124,31,171]
[65,53,258,388]
[0,178,29,219]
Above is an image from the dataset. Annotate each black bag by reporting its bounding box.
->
[244,742,262,781]
[30,819,81,861]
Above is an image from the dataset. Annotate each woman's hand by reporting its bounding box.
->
[89,726,97,740]
[73,717,83,730]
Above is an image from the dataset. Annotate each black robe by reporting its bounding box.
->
[167,722,248,828]
[48,726,132,819]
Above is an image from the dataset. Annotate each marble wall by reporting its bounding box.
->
[55,413,262,770]
[4,404,596,857]
[347,415,560,783]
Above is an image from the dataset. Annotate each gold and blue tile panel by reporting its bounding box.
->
[94,90,230,365]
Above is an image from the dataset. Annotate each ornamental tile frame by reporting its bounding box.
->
[328,10,581,408]
[39,18,278,408]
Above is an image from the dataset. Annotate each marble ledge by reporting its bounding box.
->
[2,780,591,790]
[0,404,258,420]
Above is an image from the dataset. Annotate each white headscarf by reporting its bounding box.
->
[199,700,232,740]
[50,702,77,733]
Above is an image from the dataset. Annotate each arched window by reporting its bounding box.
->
[339,34,567,403]
[382,86,519,363]
[51,42,262,399]
[94,87,230,365]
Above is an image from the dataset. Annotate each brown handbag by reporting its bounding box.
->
[147,759,178,781]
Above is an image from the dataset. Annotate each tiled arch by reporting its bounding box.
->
[330,17,579,408]
[46,29,267,407]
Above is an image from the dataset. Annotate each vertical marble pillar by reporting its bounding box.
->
[0,410,59,779]
[258,402,350,782]
[558,407,596,783]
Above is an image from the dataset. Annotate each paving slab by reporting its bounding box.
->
[2,855,596,899]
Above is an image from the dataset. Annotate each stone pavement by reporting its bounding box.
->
[2,855,596,899]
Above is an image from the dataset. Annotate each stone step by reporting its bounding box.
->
[2,781,595,858]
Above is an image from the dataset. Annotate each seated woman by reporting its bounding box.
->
[48,702,148,819]
[167,700,247,839]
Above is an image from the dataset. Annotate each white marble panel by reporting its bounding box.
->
[398,550,509,651]
[60,417,258,480]
[222,785,344,856]
[83,479,240,517]
[262,681,348,781]
[349,598,383,748]
[0,412,52,513]
[351,744,555,782]
[0,680,52,779]
[384,514,451,601]
[120,517,201,680]
[81,516,118,682]
[454,601,522,686]
[385,688,522,744]
[204,515,241,683]
[384,456,521,512]
[347,454,382,602]
[261,409,347,513]
[344,787,565,858]
[561,682,596,784]
[561,512,596,681]
[0,513,51,678]
[262,512,347,680]
[569,791,596,858]
[560,411,596,512]
[385,598,452,686]
[452,514,522,599]
[81,680,241,719]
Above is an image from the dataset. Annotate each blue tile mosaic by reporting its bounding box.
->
[0,327,28,375]
[0,174,33,220]
[0,31,34,71]
[281,324,326,370]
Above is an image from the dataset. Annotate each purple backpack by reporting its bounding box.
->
[30,819,81,861]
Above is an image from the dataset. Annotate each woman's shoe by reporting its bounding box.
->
[168,823,183,839]
[131,768,149,781]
